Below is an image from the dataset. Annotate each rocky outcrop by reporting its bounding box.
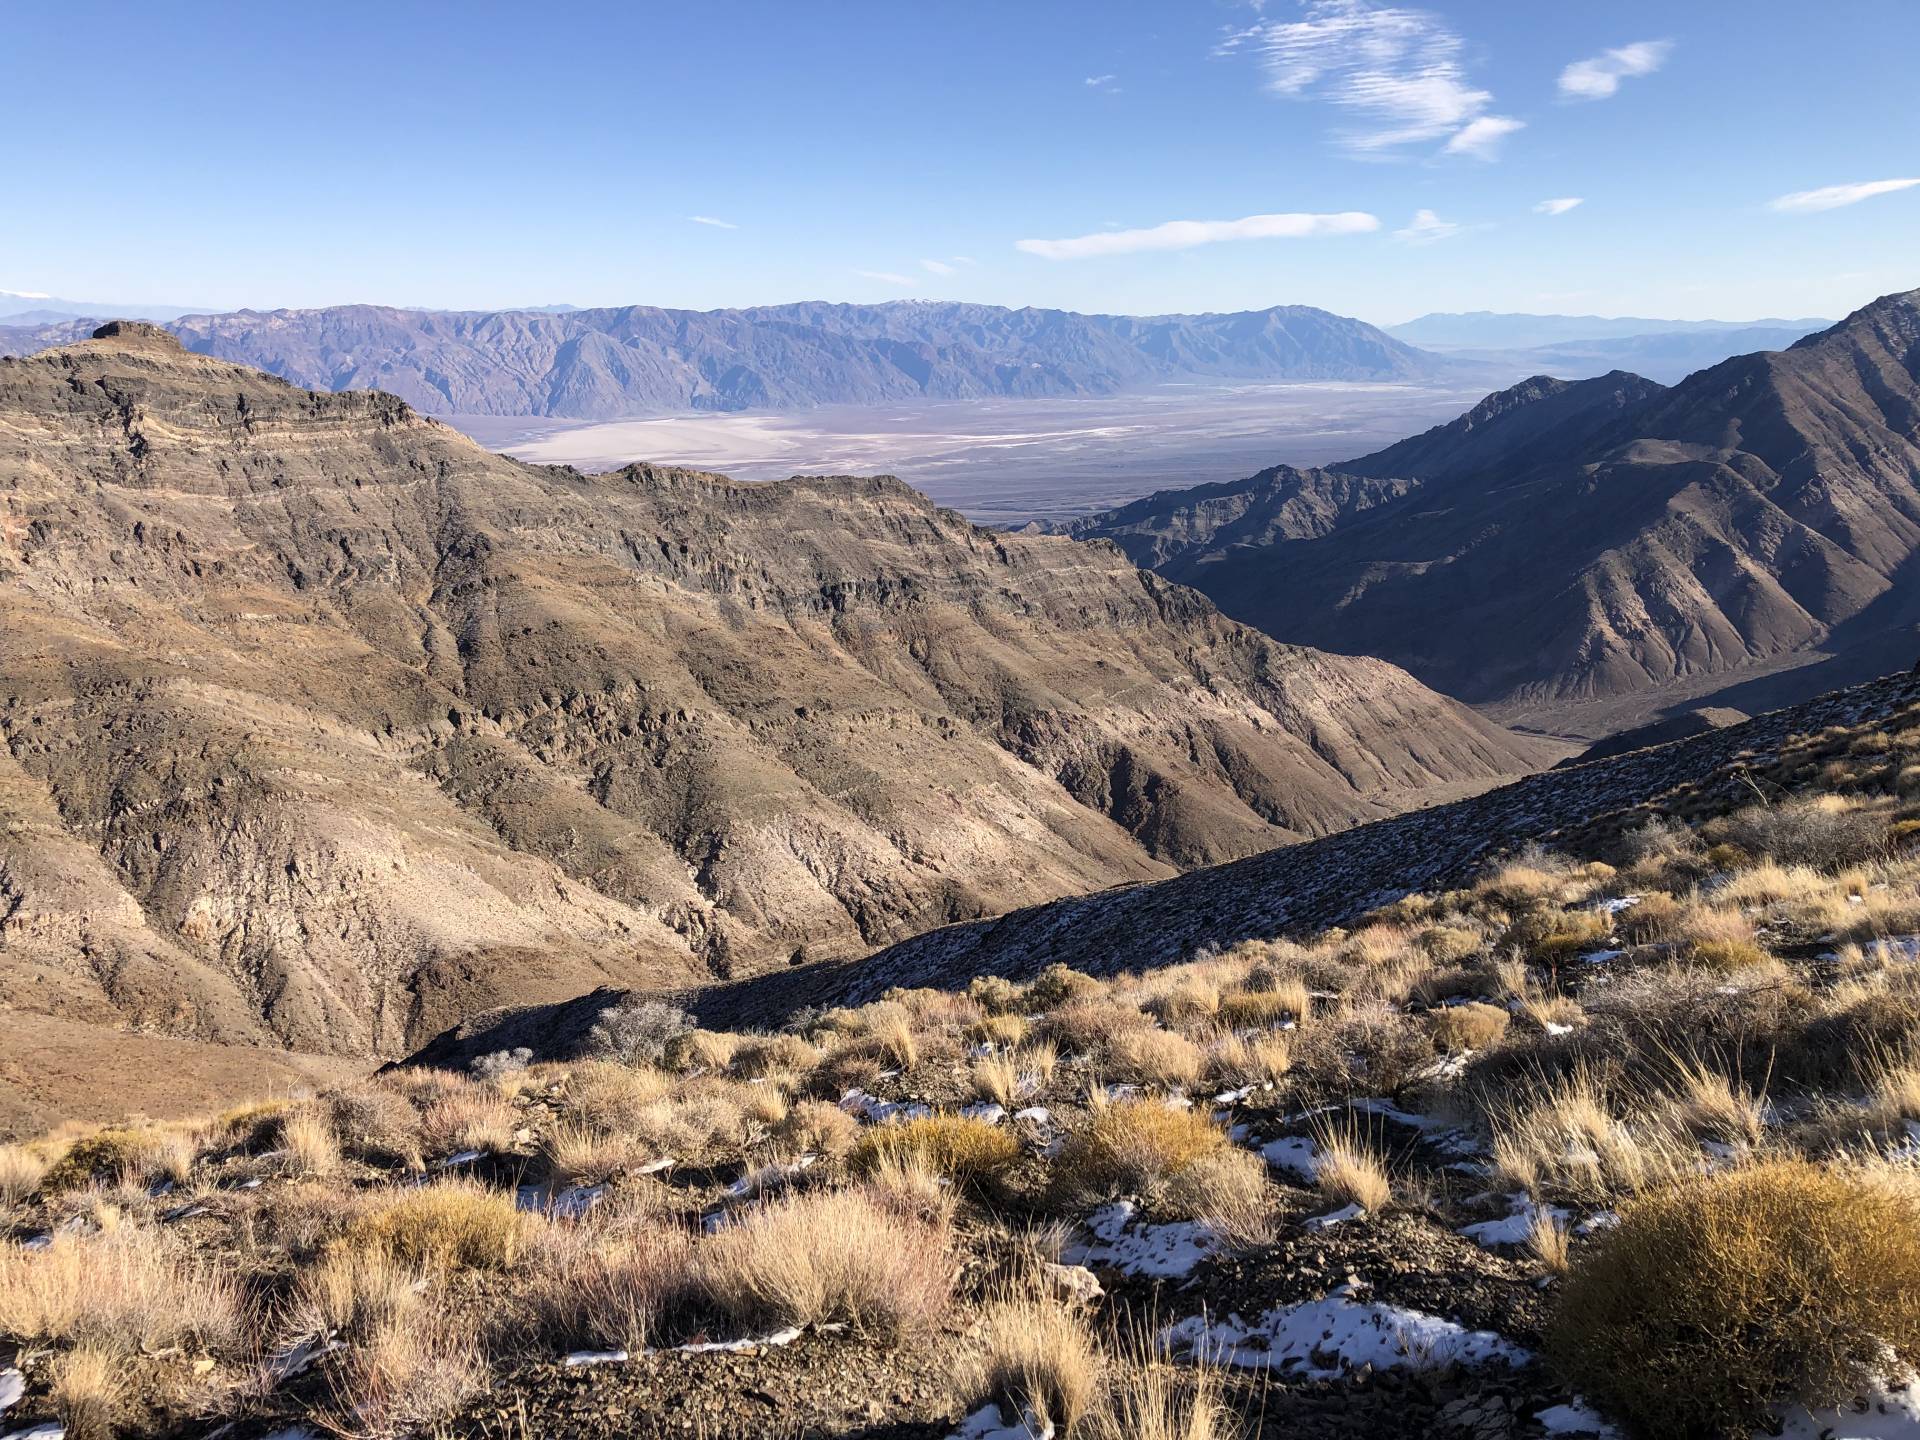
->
[0,329,1546,1062]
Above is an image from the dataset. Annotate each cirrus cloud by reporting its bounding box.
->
[1016,210,1379,261]
[1558,40,1672,100]
[1768,178,1920,213]
[688,215,738,229]
[1221,0,1520,160]
[1533,197,1583,216]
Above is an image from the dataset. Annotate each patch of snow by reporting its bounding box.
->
[1573,1211,1619,1236]
[1458,1196,1568,1249]
[437,1149,485,1168]
[563,1349,628,1366]
[1303,1202,1365,1231]
[267,1332,345,1382]
[1013,1107,1051,1126]
[18,1233,50,1251]
[1166,1293,1530,1378]
[1546,1022,1576,1036]
[1581,949,1625,965]
[0,1426,63,1440]
[838,1089,932,1125]
[1592,896,1642,916]
[518,1182,607,1219]
[951,1402,1053,1440]
[636,1156,675,1175]
[960,1102,1006,1124]
[1765,1375,1920,1439]
[1536,1399,1621,1436]
[726,1153,817,1198]
[671,1325,804,1354]
[1260,1135,1320,1181]
[1213,1085,1256,1104]
[1061,1201,1219,1278]
[0,1372,20,1414]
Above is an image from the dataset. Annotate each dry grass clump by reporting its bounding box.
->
[419,1087,519,1156]
[0,1142,48,1207]
[694,1187,952,1338]
[542,1122,658,1185]
[52,1343,125,1440]
[563,1061,674,1132]
[1026,963,1103,1010]
[1109,1029,1204,1089]
[1089,1350,1234,1440]
[1418,924,1484,964]
[1711,795,1887,869]
[339,1180,527,1272]
[281,1104,344,1177]
[732,1033,820,1080]
[969,1012,1030,1049]
[1202,1030,1292,1089]
[970,1292,1101,1436]
[1042,998,1154,1059]
[1504,908,1612,964]
[850,1114,1022,1190]
[1490,1071,1686,1201]
[971,1053,1025,1107]
[1308,1119,1392,1212]
[1427,1001,1511,1054]
[38,1126,192,1194]
[1162,1146,1276,1245]
[1526,1209,1571,1276]
[1052,1099,1228,1203]
[525,1225,696,1354]
[1214,985,1301,1029]
[0,1225,244,1354]
[1548,1161,1920,1440]
[325,1086,426,1167]
[1153,976,1221,1024]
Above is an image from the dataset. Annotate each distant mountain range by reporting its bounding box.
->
[1064,288,1920,729]
[1385,311,1832,385]
[0,290,205,325]
[0,300,1450,417]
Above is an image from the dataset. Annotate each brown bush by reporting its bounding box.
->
[850,1115,1022,1190]
[1052,1099,1227,1203]
[1428,1001,1511,1054]
[1549,1161,1920,1439]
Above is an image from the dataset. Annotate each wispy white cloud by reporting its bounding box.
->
[1768,178,1920,213]
[920,259,956,276]
[1085,73,1118,90]
[688,215,738,229]
[1444,115,1523,159]
[1221,0,1519,160]
[1394,208,1462,244]
[1017,210,1379,260]
[1533,196,1584,216]
[1,288,53,299]
[855,269,919,286]
[1558,40,1671,100]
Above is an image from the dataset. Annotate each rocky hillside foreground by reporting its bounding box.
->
[0,323,1543,1119]
[2,660,1919,1439]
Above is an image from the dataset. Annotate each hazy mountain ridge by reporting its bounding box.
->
[0,323,1545,1067]
[1065,289,1920,722]
[2,300,1449,417]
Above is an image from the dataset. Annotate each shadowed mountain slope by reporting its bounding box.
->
[0,323,1544,1071]
[1066,290,1920,725]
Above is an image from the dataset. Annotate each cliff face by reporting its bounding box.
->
[0,326,1547,1061]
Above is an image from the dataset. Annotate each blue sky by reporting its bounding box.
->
[4,0,1916,323]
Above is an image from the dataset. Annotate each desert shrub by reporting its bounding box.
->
[1504,908,1612,964]
[1203,1031,1292,1089]
[1041,998,1153,1058]
[587,1000,694,1067]
[281,1104,343,1177]
[1428,1001,1511,1054]
[1548,1161,1920,1439]
[969,1013,1030,1049]
[38,1129,170,1194]
[1615,891,1684,944]
[1308,1119,1392,1212]
[970,1293,1100,1436]
[732,1033,820,1080]
[972,1053,1023,1107]
[968,974,1025,1016]
[665,1028,739,1072]
[1153,977,1220,1024]
[693,1187,952,1338]
[1025,963,1102,1010]
[775,1099,860,1159]
[1052,1099,1226,1203]
[419,1087,519,1156]
[339,1180,527,1272]
[1419,925,1483,964]
[863,1005,920,1070]
[1689,937,1773,971]
[850,1115,1021,1190]
[1291,1005,1434,1098]
[543,1123,658,1185]
[1215,986,1304,1028]
[1712,796,1887,870]
[564,1060,674,1133]
[468,1047,532,1081]
[326,1086,424,1166]
[1490,1070,1687,1201]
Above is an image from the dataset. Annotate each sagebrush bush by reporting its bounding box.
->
[1428,1001,1510,1054]
[1548,1161,1920,1439]
[587,1000,694,1067]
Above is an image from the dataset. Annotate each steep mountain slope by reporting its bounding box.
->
[0,324,1545,1066]
[3,301,1447,417]
[1069,289,1920,725]
[416,668,1920,1043]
